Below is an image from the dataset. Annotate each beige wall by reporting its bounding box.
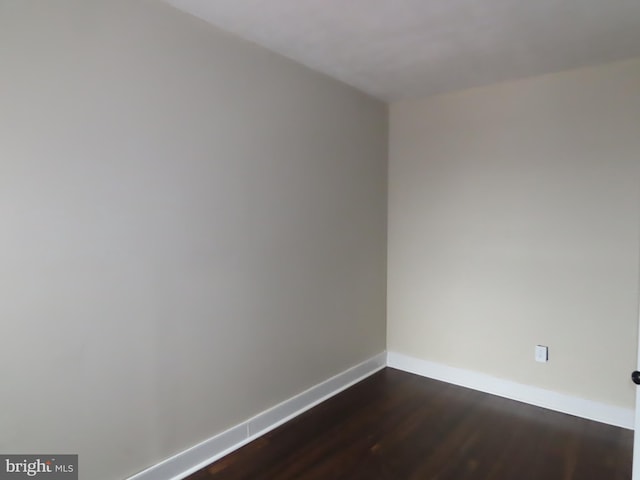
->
[388,58,640,409]
[0,1,387,478]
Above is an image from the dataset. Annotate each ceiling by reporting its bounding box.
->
[165,0,640,102]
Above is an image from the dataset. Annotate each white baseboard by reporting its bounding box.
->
[387,351,634,430]
[127,352,387,480]
[128,349,633,480]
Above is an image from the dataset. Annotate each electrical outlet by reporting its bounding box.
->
[535,345,549,363]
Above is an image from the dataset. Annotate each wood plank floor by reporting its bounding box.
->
[186,368,633,480]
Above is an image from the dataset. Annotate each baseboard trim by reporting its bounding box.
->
[127,351,387,480]
[387,351,634,430]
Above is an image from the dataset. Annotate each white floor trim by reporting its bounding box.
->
[127,352,387,480]
[387,351,635,430]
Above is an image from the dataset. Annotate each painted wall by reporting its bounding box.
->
[0,1,387,478]
[388,58,640,409]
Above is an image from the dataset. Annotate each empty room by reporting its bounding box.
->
[2,1,640,479]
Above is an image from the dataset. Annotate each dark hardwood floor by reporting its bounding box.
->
[186,368,633,480]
